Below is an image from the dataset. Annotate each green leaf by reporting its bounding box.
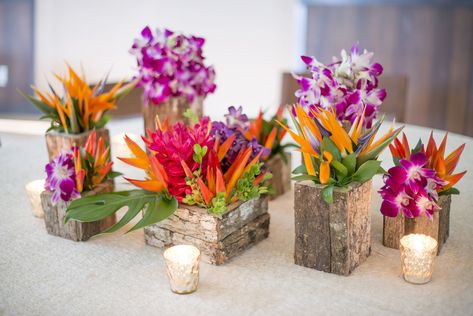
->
[322,185,334,203]
[322,137,341,161]
[342,153,356,176]
[331,160,347,177]
[357,126,404,166]
[128,195,177,233]
[439,187,460,196]
[352,160,381,182]
[411,138,423,154]
[292,164,307,175]
[18,89,55,115]
[65,190,177,234]
[393,156,401,166]
[183,108,199,124]
[70,100,80,133]
[377,166,387,175]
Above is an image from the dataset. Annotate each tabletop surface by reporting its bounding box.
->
[1,118,472,316]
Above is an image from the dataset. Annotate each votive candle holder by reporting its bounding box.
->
[400,234,438,284]
[163,245,201,294]
[25,179,45,218]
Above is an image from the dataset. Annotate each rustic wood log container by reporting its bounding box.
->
[294,180,372,276]
[143,96,203,132]
[45,128,110,161]
[383,194,451,255]
[266,152,292,200]
[144,197,270,265]
[40,180,116,241]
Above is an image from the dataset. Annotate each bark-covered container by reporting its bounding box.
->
[40,180,116,241]
[45,128,110,160]
[266,153,292,200]
[383,194,451,255]
[144,197,270,265]
[294,180,372,276]
[143,96,203,132]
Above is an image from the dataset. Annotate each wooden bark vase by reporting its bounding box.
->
[144,197,270,265]
[383,194,451,254]
[45,128,110,160]
[294,180,372,276]
[266,153,292,199]
[40,180,116,241]
[143,96,204,132]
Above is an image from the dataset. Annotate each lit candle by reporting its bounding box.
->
[163,245,201,294]
[25,179,45,218]
[400,234,438,284]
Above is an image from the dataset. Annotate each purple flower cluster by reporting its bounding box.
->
[130,26,216,106]
[379,152,447,219]
[45,151,80,205]
[295,43,386,128]
[212,106,268,172]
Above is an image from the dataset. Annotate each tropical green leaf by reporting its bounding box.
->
[18,89,55,115]
[292,164,307,175]
[65,190,177,234]
[352,160,381,182]
[411,138,423,154]
[331,160,347,177]
[439,187,460,196]
[322,137,341,161]
[322,185,334,203]
[341,153,356,176]
[377,166,387,175]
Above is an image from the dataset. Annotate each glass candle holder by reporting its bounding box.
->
[163,245,201,294]
[25,179,45,218]
[400,234,438,284]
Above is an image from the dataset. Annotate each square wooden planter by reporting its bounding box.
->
[294,180,372,276]
[143,96,203,132]
[45,128,110,160]
[383,194,451,254]
[266,153,292,200]
[40,180,116,241]
[144,197,270,265]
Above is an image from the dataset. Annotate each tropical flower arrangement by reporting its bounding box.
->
[380,132,466,219]
[64,109,271,233]
[21,64,133,133]
[130,26,216,106]
[244,105,291,162]
[280,104,402,203]
[295,44,386,129]
[45,131,119,205]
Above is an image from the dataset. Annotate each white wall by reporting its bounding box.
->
[34,0,302,120]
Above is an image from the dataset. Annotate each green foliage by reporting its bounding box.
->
[439,187,460,196]
[192,144,208,164]
[209,192,226,215]
[322,185,334,203]
[65,190,177,234]
[235,163,270,202]
[183,108,199,125]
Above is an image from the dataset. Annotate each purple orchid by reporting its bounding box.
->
[225,106,249,131]
[295,43,386,129]
[45,151,80,205]
[379,152,447,219]
[130,26,216,106]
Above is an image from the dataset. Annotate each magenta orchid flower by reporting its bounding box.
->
[45,151,80,205]
[379,152,447,219]
[225,106,249,131]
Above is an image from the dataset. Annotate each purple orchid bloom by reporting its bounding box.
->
[295,43,385,129]
[130,26,216,106]
[45,151,80,205]
[225,106,249,131]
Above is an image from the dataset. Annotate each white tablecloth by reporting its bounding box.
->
[1,119,472,315]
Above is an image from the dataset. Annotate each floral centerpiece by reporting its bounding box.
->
[381,132,466,253]
[130,26,216,129]
[21,64,133,159]
[280,104,402,275]
[65,109,271,264]
[295,43,386,129]
[41,131,120,241]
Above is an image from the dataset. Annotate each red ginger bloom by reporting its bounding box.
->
[143,117,215,201]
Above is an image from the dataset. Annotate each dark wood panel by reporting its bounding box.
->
[305,5,473,136]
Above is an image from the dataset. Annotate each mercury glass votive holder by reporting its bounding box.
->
[400,234,438,284]
[163,245,201,294]
[25,179,45,218]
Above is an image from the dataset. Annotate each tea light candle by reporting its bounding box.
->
[163,245,201,294]
[400,234,438,284]
[25,179,45,218]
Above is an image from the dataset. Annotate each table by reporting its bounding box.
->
[1,119,472,315]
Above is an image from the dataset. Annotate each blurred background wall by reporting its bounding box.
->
[1,0,473,135]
